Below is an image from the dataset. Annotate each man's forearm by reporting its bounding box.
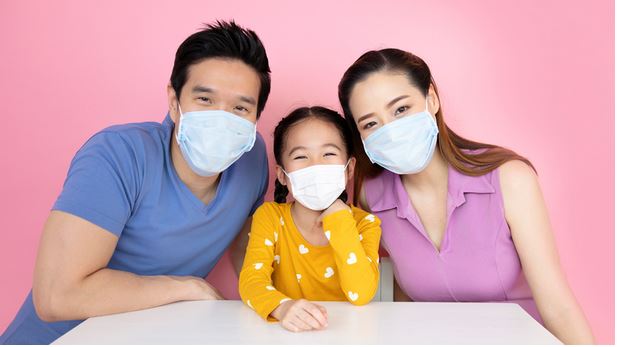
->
[34,268,194,322]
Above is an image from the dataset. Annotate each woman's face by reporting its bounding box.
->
[348,71,439,140]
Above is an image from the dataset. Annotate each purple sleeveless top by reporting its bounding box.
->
[364,165,542,323]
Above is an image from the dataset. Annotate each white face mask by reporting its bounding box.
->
[175,105,256,177]
[283,161,350,211]
[362,98,438,175]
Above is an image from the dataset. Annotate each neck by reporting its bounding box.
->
[170,132,220,203]
[401,149,449,192]
[290,201,322,234]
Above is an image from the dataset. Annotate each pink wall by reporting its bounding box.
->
[0,0,613,343]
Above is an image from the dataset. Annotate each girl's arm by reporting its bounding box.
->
[499,160,594,344]
[238,204,290,321]
[321,201,381,305]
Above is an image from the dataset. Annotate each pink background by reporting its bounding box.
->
[0,0,613,343]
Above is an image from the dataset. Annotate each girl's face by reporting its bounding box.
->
[348,71,440,140]
[276,117,355,187]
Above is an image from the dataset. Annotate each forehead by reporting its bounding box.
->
[183,58,261,96]
[349,72,423,111]
[283,117,345,151]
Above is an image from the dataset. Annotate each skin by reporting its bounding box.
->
[33,58,260,322]
[270,117,356,332]
[348,71,594,344]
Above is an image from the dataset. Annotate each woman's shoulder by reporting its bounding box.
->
[362,169,396,209]
[497,160,538,188]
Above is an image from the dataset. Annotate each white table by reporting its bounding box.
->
[52,300,561,344]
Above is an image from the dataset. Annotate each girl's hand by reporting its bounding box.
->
[271,299,328,332]
[319,199,349,222]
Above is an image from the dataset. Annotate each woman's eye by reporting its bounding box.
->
[363,121,377,130]
[235,106,248,112]
[198,97,211,104]
[395,105,409,116]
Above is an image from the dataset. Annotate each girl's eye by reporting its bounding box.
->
[324,152,337,157]
[293,155,307,160]
[363,121,377,130]
[395,105,410,116]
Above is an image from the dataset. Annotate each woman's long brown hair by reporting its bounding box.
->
[338,48,535,205]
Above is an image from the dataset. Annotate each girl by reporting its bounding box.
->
[337,48,594,344]
[239,106,381,333]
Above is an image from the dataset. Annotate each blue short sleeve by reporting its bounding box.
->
[52,131,140,236]
[249,134,269,216]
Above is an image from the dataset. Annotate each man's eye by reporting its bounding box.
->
[198,97,211,103]
[395,105,409,116]
[235,106,248,112]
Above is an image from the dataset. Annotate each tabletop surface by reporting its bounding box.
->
[52,300,561,344]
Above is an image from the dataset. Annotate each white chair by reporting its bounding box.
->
[372,256,394,302]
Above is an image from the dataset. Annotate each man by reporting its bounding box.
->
[1,20,270,344]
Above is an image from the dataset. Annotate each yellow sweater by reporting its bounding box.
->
[239,202,381,321]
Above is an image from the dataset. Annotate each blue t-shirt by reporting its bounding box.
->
[1,114,269,344]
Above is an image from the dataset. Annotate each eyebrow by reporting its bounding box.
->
[287,143,343,156]
[191,85,257,106]
[356,95,411,124]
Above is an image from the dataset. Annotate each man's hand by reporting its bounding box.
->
[172,276,225,300]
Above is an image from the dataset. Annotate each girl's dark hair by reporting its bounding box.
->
[170,20,271,117]
[273,106,353,204]
[338,48,535,205]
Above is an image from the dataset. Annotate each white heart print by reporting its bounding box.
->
[266,285,275,291]
[273,255,281,264]
[365,214,376,222]
[324,267,335,278]
[264,238,273,246]
[348,291,359,302]
[296,273,302,282]
[324,230,331,241]
[346,252,357,265]
[299,244,309,254]
[253,263,263,270]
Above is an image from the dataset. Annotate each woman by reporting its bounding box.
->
[337,48,593,344]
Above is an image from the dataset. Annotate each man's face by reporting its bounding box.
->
[168,58,261,124]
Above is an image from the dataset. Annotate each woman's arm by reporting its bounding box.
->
[499,160,594,344]
[33,211,222,322]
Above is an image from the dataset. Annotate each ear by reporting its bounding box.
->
[167,83,180,124]
[427,84,440,116]
[345,157,356,183]
[275,165,288,187]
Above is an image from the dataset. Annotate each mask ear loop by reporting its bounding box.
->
[175,103,185,143]
[344,159,352,169]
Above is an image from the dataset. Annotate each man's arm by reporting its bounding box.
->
[33,211,222,322]
[230,217,251,276]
